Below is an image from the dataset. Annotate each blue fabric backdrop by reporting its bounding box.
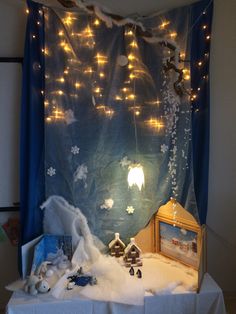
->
[20,0,213,246]
[190,0,213,224]
[20,0,45,245]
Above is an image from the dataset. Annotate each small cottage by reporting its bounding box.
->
[123,238,142,267]
[108,233,126,257]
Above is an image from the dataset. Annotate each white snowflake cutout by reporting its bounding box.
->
[100,198,114,210]
[71,146,80,155]
[74,164,88,182]
[47,167,56,177]
[126,206,135,214]
[119,156,132,168]
[161,144,168,153]
[64,109,77,125]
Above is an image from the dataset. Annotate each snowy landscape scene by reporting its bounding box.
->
[159,221,199,268]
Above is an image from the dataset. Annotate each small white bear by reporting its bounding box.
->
[24,276,50,295]
[24,275,40,296]
[36,279,50,293]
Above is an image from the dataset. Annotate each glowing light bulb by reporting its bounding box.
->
[169,32,177,39]
[84,67,93,74]
[26,9,29,14]
[63,44,72,52]
[130,40,138,48]
[57,77,65,83]
[83,26,93,37]
[125,30,134,36]
[202,25,207,30]
[58,31,64,36]
[182,68,190,80]
[95,53,107,65]
[191,94,197,101]
[180,52,186,59]
[115,95,122,101]
[127,163,145,191]
[159,20,170,29]
[96,105,106,110]
[198,61,202,67]
[63,15,73,26]
[94,87,101,93]
[75,82,81,89]
[129,73,136,80]
[94,19,100,26]
[145,118,164,131]
[105,108,114,118]
[128,94,135,100]
[99,72,105,78]
[128,53,135,61]
[206,35,211,40]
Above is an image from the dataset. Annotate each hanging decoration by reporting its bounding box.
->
[127,163,145,191]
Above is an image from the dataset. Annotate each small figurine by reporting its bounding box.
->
[67,267,97,290]
[24,275,50,295]
[136,269,142,278]
[108,233,126,257]
[129,266,134,276]
[123,238,142,267]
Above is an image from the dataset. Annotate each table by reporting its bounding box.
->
[6,273,226,314]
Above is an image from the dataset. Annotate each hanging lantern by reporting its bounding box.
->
[127,163,145,191]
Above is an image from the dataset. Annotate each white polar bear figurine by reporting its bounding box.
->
[24,275,50,295]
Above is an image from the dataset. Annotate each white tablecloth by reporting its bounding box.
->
[6,273,226,314]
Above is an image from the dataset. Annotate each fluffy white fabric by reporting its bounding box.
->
[41,196,197,305]
[41,196,144,305]
[41,195,104,254]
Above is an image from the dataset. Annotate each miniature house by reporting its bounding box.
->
[108,233,126,257]
[123,238,142,267]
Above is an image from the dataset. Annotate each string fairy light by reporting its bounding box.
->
[122,26,145,191]
[93,19,100,26]
[42,0,211,148]
[159,20,170,30]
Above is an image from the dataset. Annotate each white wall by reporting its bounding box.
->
[0,0,235,308]
[207,0,236,294]
[0,0,26,311]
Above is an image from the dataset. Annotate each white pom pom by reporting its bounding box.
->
[117,55,128,66]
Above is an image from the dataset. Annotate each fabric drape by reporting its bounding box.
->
[20,0,213,246]
[20,0,45,245]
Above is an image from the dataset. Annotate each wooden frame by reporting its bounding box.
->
[155,199,202,270]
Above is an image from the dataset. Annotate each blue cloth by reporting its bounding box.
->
[20,0,45,245]
[20,0,212,246]
[190,0,213,224]
[44,5,197,245]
